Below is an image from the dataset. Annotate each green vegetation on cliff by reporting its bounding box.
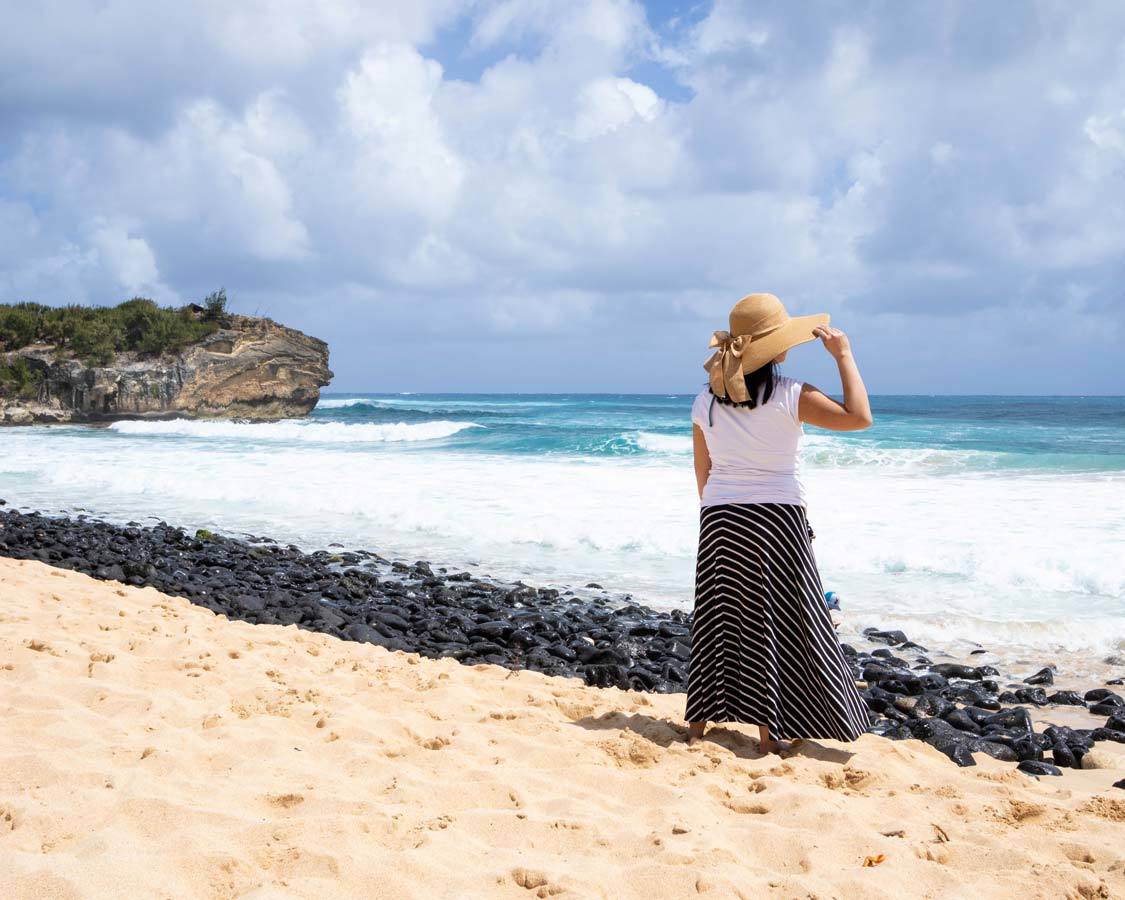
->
[0,357,44,399]
[0,291,229,366]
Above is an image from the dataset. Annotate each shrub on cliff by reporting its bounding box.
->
[0,357,44,399]
[203,289,228,321]
[0,295,227,364]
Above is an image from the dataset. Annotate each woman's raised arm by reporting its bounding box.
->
[798,326,873,432]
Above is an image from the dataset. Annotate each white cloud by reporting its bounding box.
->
[571,77,661,139]
[87,217,176,301]
[338,43,465,224]
[690,0,768,55]
[1085,110,1125,153]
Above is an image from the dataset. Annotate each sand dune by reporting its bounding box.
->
[1,557,1122,899]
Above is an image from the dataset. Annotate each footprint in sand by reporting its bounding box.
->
[267,793,304,809]
[86,651,115,676]
[510,867,566,897]
[597,736,661,769]
[722,799,770,815]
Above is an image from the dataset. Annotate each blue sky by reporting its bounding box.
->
[1,1,1123,394]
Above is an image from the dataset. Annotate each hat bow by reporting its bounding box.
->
[704,323,785,403]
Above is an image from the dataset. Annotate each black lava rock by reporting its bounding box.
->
[1022,666,1054,686]
[1046,690,1086,706]
[1017,760,1062,777]
[1090,700,1125,716]
[864,628,909,646]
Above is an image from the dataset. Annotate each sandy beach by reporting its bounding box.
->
[1,556,1123,900]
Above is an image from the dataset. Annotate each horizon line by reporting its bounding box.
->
[321,390,1125,399]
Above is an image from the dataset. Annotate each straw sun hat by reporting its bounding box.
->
[705,293,829,403]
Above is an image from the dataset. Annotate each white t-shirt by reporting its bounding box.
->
[690,375,807,507]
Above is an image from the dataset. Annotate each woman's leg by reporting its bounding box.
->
[758,725,792,754]
[686,720,706,744]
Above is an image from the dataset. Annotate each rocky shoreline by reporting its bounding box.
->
[1,502,1122,780]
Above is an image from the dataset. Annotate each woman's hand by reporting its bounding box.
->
[813,324,852,360]
[800,323,873,431]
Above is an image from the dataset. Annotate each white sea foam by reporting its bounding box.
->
[800,434,1000,472]
[107,419,482,443]
[628,432,692,455]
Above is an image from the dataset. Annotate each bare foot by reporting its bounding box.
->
[759,736,792,755]
[686,722,706,745]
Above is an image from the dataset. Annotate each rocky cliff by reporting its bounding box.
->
[0,314,333,425]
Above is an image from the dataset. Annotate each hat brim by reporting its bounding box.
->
[738,313,830,374]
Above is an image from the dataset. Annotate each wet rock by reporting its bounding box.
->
[942,708,981,733]
[1090,699,1125,716]
[1046,690,1085,706]
[863,628,909,646]
[1084,688,1123,705]
[1022,666,1054,686]
[1017,760,1062,777]
[972,740,1018,762]
[929,663,987,680]
[982,707,1033,736]
[1051,741,1077,769]
[999,687,1048,706]
[345,623,386,645]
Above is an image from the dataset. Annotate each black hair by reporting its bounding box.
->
[708,361,778,409]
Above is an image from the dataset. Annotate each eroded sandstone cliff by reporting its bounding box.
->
[0,314,332,425]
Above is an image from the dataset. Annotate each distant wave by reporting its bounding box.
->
[316,396,564,413]
[108,419,483,444]
[626,432,692,455]
[601,431,997,468]
[316,398,385,410]
[800,436,1000,473]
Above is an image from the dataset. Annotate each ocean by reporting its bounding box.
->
[2,393,1123,678]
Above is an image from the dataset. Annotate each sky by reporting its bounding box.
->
[1,0,1124,395]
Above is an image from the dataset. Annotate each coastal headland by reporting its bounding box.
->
[0,299,332,424]
[1,551,1123,899]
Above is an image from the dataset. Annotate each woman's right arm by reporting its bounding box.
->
[798,326,874,432]
[693,424,711,499]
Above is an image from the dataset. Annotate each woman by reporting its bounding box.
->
[685,293,872,753]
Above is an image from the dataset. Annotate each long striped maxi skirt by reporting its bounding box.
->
[684,503,871,741]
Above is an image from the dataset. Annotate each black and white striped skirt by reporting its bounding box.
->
[685,503,871,741]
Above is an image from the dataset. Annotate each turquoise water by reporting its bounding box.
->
[310,393,1125,472]
[1,392,1123,675]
